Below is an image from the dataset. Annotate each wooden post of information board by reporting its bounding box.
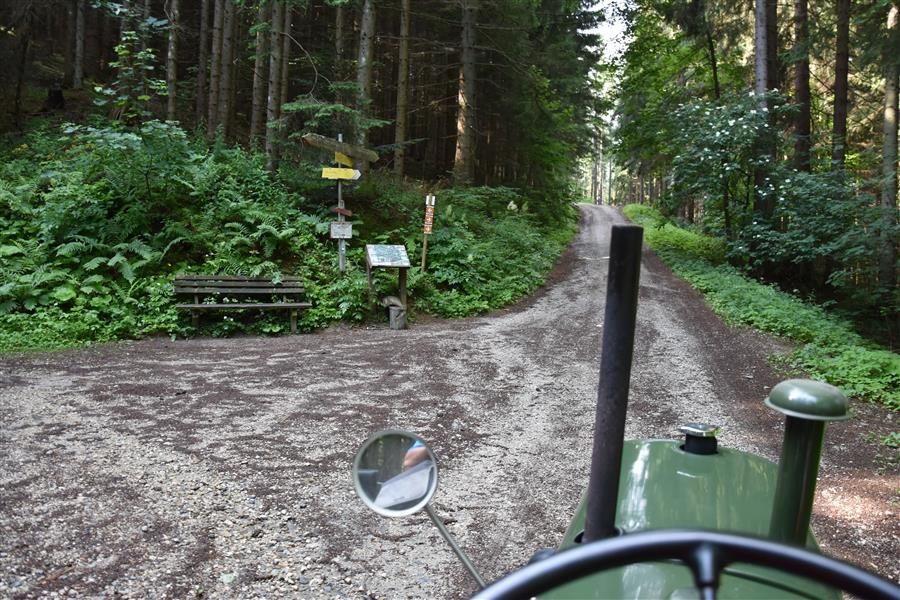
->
[421,194,435,270]
[365,244,411,329]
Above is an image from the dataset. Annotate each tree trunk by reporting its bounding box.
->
[265,0,284,171]
[206,0,224,139]
[196,0,210,122]
[831,0,851,169]
[754,0,769,108]
[166,0,180,121]
[250,0,271,145]
[139,0,150,53]
[278,5,292,146]
[704,27,720,99]
[453,0,477,184]
[279,5,291,114]
[121,0,134,35]
[394,0,411,176]
[100,9,113,75]
[227,12,240,133]
[14,15,33,130]
[335,5,344,63]
[216,0,235,138]
[598,135,604,205]
[754,0,776,217]
[766,0,778,92]
[355,0,376,148]
[73,0,85,89]
[590,150,599,204]
[65,0,75,88]
[880,3,899,298]
[793,0,811,171]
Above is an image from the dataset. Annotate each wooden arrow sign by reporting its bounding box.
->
[302,133,379,163]
[331,206,354,217]
[322,167,362,180]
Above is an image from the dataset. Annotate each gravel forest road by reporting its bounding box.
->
[1,204,897,600]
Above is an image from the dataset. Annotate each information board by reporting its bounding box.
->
[366,244,411,268]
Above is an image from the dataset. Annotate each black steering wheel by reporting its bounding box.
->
[469,529,900,600]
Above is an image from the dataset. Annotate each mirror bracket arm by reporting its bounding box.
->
[425,504,487,589]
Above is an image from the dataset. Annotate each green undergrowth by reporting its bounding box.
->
[624,204,899,410]
[0,119,576,352]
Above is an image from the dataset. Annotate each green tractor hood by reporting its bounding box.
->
[551,439,837,599]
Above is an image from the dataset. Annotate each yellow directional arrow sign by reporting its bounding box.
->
[335,152,353,167]
[322,167,362,180]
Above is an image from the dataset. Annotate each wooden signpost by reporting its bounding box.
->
[303,133,378,273]
[421,194,436,270]
[301,133,379,163]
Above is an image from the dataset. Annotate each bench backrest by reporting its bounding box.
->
[175,275,305,296]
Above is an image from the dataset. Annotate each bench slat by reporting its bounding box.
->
[177,302,312,309]
[175,281,303,289]
[175,275,302,282]
[175,281,303,290]
[174,287,305,295]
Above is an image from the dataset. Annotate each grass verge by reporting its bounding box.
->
[623,204,899,412]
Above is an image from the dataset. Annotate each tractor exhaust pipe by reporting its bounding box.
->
[583,225,643,543]
[765,379,849,546]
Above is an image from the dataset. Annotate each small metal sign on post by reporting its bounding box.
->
[330,222,353,239]
[303,133,378,274]
[421,194,436,271]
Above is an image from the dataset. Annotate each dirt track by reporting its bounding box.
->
[1,204,897,599]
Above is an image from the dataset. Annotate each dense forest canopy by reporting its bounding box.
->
[0,0,602,188]
[585,0,898,347]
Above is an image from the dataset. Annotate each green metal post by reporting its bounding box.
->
[764,379,849,547]
[768,417,826,545]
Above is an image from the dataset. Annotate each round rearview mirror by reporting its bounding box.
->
[352,429,438,517]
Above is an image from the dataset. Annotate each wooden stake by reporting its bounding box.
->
[399,268,407,308]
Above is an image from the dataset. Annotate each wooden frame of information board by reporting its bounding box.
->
[365,244,411,308]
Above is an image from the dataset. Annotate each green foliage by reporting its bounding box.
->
[0,120,576,352]
[94,26,169,123]
[624,204,725,263]
[351,183,578,318]
[610,3,898,342]
[625,204,899,410]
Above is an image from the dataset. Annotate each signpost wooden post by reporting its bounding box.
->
[421,194,436,270]
[304,133,379,274]
[336,135,348,272]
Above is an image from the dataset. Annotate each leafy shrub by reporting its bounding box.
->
[0,120,577,351]
[624,204,899,409]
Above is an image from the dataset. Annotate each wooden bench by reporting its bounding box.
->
[175,275,311,334]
